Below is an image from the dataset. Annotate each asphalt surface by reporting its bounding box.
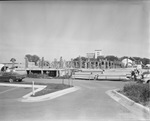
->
[0,78,144,121]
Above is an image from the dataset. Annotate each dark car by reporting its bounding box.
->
[0,72,26,83]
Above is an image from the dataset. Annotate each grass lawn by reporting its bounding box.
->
[31,83,72,97]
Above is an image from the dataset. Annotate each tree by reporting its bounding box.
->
[10,58,16,67]
[81,57,87,62]
[141,58,150,65]
[25,54,40,65]
[25,54,32,62]
[73,56,87,62]
[105,55,118,61]
[97,56,105,61]
[119,56,128,61]
[44,61,50,66]
[132,57,142,61]
[59,57,63,68]
[40,57,44,68]
[32,55,40,66]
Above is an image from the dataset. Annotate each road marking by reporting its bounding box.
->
[0,87,18,95]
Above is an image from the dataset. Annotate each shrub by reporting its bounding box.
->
[27,73,49,78]
[123,82,150,105]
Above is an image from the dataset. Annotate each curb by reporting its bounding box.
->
[106,89,150,120]
[0,83,46,88]
[20,86,80,102]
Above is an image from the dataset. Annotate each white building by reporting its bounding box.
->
[121,58,133,67]
[86,53,95,59]
[95,50,102,59]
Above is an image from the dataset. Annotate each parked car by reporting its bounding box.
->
[140,72,150,84]
[126,73,131,79]
[0,72,26,83]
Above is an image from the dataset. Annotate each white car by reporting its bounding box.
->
[141,73,150,84]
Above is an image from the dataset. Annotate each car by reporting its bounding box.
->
[140,73,150,84]
[0,71,26,83]
[126,73,131,79]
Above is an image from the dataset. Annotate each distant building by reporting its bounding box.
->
[1,62,21,68]
[95,50,102,59]
[86,53,95,59]
[87,50,102,59]
[121,58,133,67]
[121,57,143,68]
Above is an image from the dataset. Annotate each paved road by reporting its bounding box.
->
[0,79,142,121]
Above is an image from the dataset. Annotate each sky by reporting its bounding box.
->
[0,1,149,63]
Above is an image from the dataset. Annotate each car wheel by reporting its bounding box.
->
[9,78,13,83]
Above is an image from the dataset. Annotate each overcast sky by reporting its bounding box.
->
[0,1,149,63]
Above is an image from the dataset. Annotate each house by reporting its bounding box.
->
[121,58,134,67]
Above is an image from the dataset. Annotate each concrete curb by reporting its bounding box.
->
[0,83,46,88]
[20,86,80,102]
[106,89,150,120]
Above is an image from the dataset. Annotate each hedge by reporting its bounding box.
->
[123,82,150,106]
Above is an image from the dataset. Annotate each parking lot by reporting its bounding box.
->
[0,83,32,101]
[0,78,66,102]
[0,78,142,121]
